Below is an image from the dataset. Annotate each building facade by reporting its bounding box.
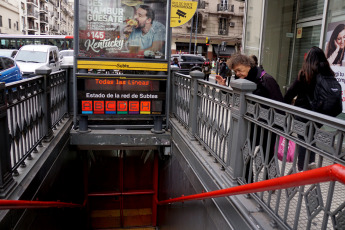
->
[0,0,21,34]
[243,0,345,98]
[171,0,244,60]
[0,0,73,35]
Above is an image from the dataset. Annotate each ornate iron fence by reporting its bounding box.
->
[173,72,191,128]
[170,71,345,229]
[5,70,68,176]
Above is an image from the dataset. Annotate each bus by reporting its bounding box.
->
[0,34,73,50]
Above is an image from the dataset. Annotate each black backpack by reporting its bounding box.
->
[308,74,342,117]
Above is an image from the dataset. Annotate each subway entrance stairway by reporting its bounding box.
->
[86,150,158,229]
[1,69,345,229]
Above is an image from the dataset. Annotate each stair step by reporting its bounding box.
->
[91,208,153,229]
[91,208,152,217]
[95,228,156,230]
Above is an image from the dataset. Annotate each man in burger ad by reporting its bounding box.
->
[124,5,166,55]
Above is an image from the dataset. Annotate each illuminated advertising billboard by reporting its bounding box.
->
[77,78,166,115]
[78,0,168,60]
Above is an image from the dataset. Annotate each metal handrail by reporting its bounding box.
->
[158,164,345,205]
[0,200,82,210]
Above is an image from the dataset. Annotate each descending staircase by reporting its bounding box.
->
[86,150,158,229]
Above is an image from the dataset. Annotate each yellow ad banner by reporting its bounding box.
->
[77,60,168,71]
[171,0,198,27]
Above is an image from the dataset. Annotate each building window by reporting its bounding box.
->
[16,22,19,31]
[191,13,202,33]
[0,16,2,27]
[219,18,228,35]
[9,19,11,29]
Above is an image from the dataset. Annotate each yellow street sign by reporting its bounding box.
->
[171,0,198,27]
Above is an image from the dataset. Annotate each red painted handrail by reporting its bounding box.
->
[0,200,82,210]
[158,164,345,205]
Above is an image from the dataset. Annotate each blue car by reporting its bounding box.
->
[0,56,22,83]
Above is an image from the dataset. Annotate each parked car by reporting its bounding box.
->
[15,45,60,77]
[59,50,74,66]
[171,54,205,74]
[0,49,18,58]
[0,56,22,83]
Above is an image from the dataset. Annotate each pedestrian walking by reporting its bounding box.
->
[284,46,342,171]
[171,57,181,68]
[202,59,211,81]
[216,54,283,183]
[218,59,228,79]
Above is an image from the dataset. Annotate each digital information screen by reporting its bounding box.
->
[77,78,166,115]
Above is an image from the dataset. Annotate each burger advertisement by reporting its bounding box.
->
[78,0,168,59]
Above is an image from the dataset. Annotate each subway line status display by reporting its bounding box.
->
[77,78,166,116]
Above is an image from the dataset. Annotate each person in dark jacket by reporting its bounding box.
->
[216,54,283,101]
[219,59,228,79]
[216,54,283,183]
[284,46,336,171]
[202,59,211,81]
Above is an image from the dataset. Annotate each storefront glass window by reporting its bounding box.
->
[243,0,263,57]
[298,0,324,19]
[290,25,321,84]
[261,0,296,93]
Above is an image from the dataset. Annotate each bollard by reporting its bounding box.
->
[36,66,54,142]
[151,116,165,134]
[0,83,16,198]
[78,115,90,133]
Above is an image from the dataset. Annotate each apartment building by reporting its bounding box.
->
[0,0,21,34]
[171,0,244,60]
[0,0,73,35]
[47,0,74,35]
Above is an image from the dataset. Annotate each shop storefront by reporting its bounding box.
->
[243,0,345,105]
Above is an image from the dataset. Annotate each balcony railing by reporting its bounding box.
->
[199,1,206,9]
[27,10,39,19]
[28,25,38,31]
[217,4,234,12]
[27,0,38,6]
[40,16,48,23]
[218,29,228,35]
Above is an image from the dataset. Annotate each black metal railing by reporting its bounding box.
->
[170,70,345,229]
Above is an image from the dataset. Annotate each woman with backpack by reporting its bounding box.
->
[284,46,342,171]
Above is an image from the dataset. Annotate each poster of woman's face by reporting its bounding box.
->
[325,21,345,67]
[325,21,345,114]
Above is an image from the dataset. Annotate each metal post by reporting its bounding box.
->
[170,66,180,118]
[151,116,165,134]
[216,44,220,75]
[36,66,54,142]
[61,64,74,117]
[226,79,256,181]
[0,83,16,198]
[188,70,204,138]
[189,15,194,54]
[78,116,89,133]
[194,1,199,55]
